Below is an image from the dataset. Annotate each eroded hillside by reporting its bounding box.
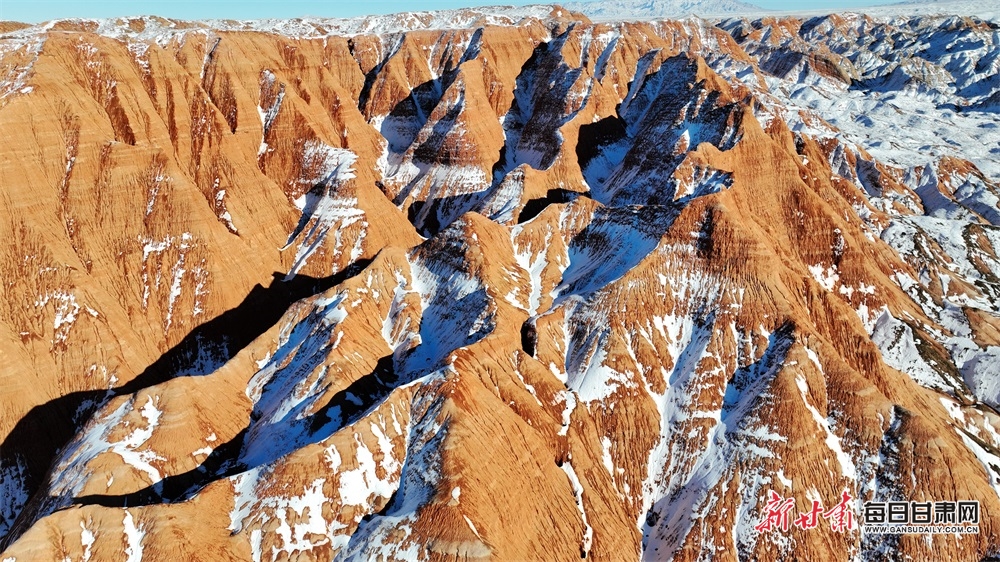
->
[0,6,999,561]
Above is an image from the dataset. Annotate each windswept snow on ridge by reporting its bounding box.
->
[795,369,857,481]
[336,389,450,561]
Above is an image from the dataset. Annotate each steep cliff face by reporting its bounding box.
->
[1,6,999,561]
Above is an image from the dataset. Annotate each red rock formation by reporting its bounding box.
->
[1,6,999,561]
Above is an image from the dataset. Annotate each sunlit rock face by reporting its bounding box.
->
[1,5,999,561]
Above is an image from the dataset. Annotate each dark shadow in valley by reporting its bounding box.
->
[405,190,498,239]
[363,31,491,239]
[308,354,400,436]
[575,115,627,175]
[490,25,585,184]
[557,205,679,298]
[356,28,483,129]
[575,54,743,207]
[387,89,492,238]
[0,261,370,548]
[74,428,247,509]
[71,353,406,509]
[517,188,586,224]
[407,200,440,236]
[375,26,590,239]
[520,320,537,357]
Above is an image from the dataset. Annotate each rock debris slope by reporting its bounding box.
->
[0,5,999,561]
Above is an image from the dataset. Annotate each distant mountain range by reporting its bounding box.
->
[562,0,997,21]
[562,0,764,19]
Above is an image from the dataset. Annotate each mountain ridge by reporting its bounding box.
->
[0,5,998,561]
[562,0,765,20]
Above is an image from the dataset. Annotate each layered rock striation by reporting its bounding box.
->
[0,6,999,561]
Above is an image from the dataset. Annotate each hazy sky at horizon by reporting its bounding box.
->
[0,0,928,23]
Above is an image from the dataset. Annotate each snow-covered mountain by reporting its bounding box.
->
[1,4,1000,561]
[563,0,999,22]
[563,0,765,19]
[870,0,999,20]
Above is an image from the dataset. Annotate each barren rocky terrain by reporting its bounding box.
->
[0,4,998,560]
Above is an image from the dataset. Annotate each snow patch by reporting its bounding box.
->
[561,462,593,557]
[795,374,857,480]
[123,510,144,562]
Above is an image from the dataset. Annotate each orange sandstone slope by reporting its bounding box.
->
[1,6,999,561]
